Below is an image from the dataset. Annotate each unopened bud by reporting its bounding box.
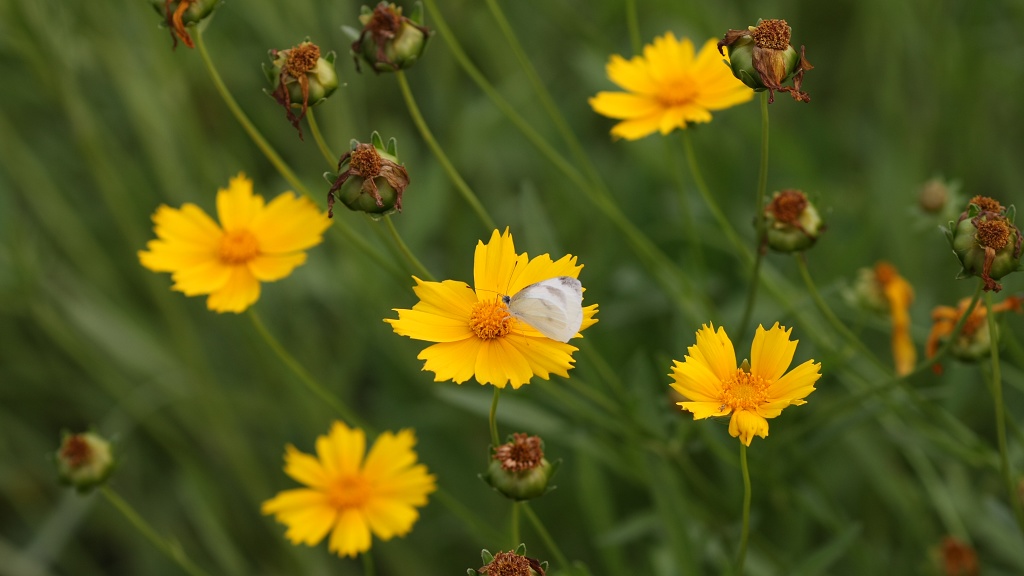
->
[481,433,557,501]
[264,41,338,138]
[56,431,114,492]
[764,189,823,252]
[151,0,219,49]
[326,132,409,218]
[718,19,812,103]
[348,2,431,73]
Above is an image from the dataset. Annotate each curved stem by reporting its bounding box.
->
[102,487,213,576]
[383,216,434,280]
[988,291,1024,534]
[682,132,751,262]
[195,30,402,279]
[248,310,368,431]
[489,387,502,449]
[306,108,336,167]
[735,444,751,576]
[394,70,496,231]
[510,502,521,548]
[737,93,770,342]
[522,502,572,572]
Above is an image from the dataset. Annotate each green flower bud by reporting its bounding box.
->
[348,2,430,73]
[944,196,1023,292]
[263,41,338,138]
[763,189,823,252]
[481,433,558,502]
[56,431,114,493]
[326,132,409,218]
[718,19,812,103]
[473,545,548,576]
[843,267,889,314]
[151,0,220,49]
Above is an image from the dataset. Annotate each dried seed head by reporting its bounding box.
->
[751,19,792,50]
[969,195,1004,214]
[493,433,544,472]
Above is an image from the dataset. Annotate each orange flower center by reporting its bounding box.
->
[659,77,697,106]
[328,474,372,510]
[720,367,769,411]
[976,219,1010,250]
[218,229,260,264]
[470,300,513,340]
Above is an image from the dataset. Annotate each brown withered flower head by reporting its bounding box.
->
[938,537,979,576]
[946,195,1023,292]
[351,2,431,73]
[764,189,823,252]
[152,0,219,49]
[718,19,813,103]
[473,546,547,576]
[265,41,338,139]
[327,133,409,218]
[493,433,544,473]
[482,433,558,501]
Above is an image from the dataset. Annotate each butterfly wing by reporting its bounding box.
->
[508,277,584,343]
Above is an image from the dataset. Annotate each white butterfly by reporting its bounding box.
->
[501,276,584,343]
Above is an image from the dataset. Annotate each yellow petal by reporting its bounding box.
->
[668,359,723,402]
[216,174,264,231]
[362,429,417,480]
[677,401,728,420]
[769,358,821,403]
[150,203,222,246]
[261,488,336,546]
[689,323,737,382]
[283,444,329,488]
[261,487,329,515]
[473,229,526,297]
[605,54,657,95]
[729,409,769,446]
[317,422,365,476]
[205,266,261,313]
[139,240,216,273]
[505,334,576,383]
[170,259,233,296]
[364,499,419,540]
[418,338,481,384]
[408,278,478,321]
[372,464,437,506]
[250,192,330,253]
[588,92,664,120]
[474,337,535,388]
[247,253,307,282]
[609,113,666,141]
[750,323,797,382]
[385,308,474,343]
[328,509,372,558]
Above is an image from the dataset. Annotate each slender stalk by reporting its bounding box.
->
[682,132,751,261]
[737,93,770,342]
[101,487,213,576]
[510,502,521,547]
[625,0,642,53]
[362,549,375,576]
[306,108,336,167]
[735,444,751,576]
[383,216,434,280]
[522,503,573,573]
[248,310,368,431]
[489,387,502,449]
[988,291,1024,534]
[667,138,705,280]
[195,30,402,279]
[394,70,496,230]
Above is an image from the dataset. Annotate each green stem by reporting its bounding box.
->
[394,70,496,231]
[988,291,1024,535]
[101,487,213,576]
[625,0,642,54]
[362,549,375,576]
[195,29,402,279]
[306,108,336,167]
[248,310,368,431]
[737,93,770,342]
[667,138,705,281]
[735,444,751,576]
[383,216,434,280]
[489,387,502,449]
[681,132,750,261]
[522,502,573,573]
[510,502,521,547]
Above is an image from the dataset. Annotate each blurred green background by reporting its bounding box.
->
[2,0,1024,574]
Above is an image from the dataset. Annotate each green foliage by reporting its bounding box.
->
[2,0,1024,574]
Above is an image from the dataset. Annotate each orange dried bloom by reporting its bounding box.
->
[926,295,1022,373]
[874,262,915,375]
[939,537,978,576]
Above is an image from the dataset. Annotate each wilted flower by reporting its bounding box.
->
[56,431,114,492]
[151,0,219,49]
[473,545,547,576]
[764,189,823,252]
[669,323,821,446]
[588,33,754,140]
[926,295,1022,372]
[937,537,978,576]
[873,262,916,375]
[327,132,409,218]
[718,18,812,103]
[349,2,430,73]
[264,41,338,138]
[482,433,557,501]
[945,196,1023,292]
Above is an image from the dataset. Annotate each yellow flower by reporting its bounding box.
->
[386,229,599,389]
[588,33,755,140]
[138,174,330,313]
[669,323,821,446]
[261,421,437,558]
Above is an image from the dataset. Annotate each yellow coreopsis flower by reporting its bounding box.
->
[588,33,755,140]
[386,229,599,389]
[138,174,330,313]
[669,323,821,446]
[261,421,437,558]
